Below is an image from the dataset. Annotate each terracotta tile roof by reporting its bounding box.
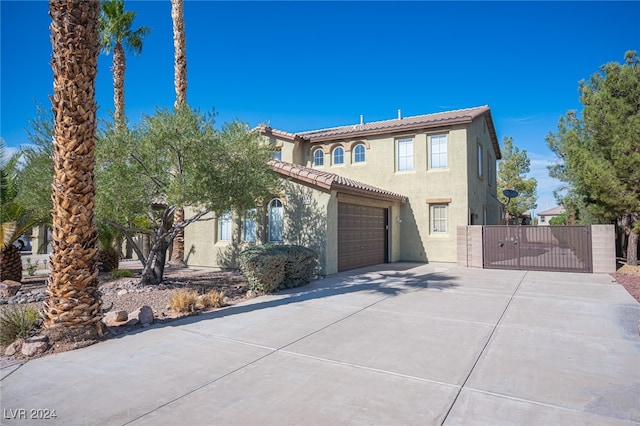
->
[298,105,491,139]
[269,160,407,203]
[256,125,309,143]
[538,206,566,216]
[259,105,501,159]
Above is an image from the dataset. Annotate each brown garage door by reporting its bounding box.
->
[338,203,388,272]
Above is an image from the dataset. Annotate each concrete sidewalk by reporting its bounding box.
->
[1,263,639,425]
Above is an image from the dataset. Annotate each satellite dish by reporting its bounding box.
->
[503,189,519,199]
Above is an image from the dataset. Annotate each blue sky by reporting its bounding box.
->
[1,1,638,214]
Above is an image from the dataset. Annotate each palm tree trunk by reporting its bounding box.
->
[170,0,188,266]
[170,207,185,266]
[44,0,102,341]
[172,0,187,108]
[113,42,126,125]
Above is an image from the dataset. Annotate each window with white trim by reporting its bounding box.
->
[354,144,366,163]
[333,146,344,165]
[397,138,414,171]
[313,149,324,166]
[431,205,447,233]
[273,150,282,161]
[430,134,447,169]
[268,199,283,242]
[218,211,232,241]
[242,209,256,242]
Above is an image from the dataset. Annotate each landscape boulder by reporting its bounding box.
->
[128,305,154,326]
[4,339,23,356]
[102,310,129,326]
[21,335,49,357]
[0,280,22,298]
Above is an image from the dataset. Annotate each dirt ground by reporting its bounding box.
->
[613,263,640,304]
[1,265,251,362]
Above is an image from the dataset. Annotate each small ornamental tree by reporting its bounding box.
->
[497,136,538,222]
[96,105,280,284]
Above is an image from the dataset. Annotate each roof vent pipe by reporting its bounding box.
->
[398,109,402,120]
[360,114,364,125]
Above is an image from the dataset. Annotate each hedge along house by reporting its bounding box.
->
[184,105,503,275]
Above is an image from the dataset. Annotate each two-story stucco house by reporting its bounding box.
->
[185,105,503,275]
[537,206,566,226]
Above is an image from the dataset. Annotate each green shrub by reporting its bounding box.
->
[239,245,287,294]
[239,245,318,293]
[275,245,318,288]
[0,304,40,345]
[111,269,133,279]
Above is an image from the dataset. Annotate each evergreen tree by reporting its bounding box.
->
[547,51,640,265]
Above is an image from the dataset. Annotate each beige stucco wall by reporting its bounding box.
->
[272,116,500,263]
[184,209,241,269]
[466,116,502,226]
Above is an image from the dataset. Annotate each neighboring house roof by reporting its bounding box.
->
[270,160,407,203]
[258,105,501,159]
[538,206,566,216]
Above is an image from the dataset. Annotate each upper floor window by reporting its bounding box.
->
[397,138,414,172]
[273,150,282,161]
[242,209,256,242]
[477,143,483,179]
[333,146,344,165]
[268,199,283,242]
[218,211,232,241]
[313,149,324,167]
[354,144,366,163]
[430,134,447,169]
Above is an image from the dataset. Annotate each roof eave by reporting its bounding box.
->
[305,117,476,143]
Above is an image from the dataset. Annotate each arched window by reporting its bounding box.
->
[353,144,366,163]
[268,199,283,242]
[313,149,324,166]
[333,146,344,165]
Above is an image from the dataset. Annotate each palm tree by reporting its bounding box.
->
[0,140,47,282]
[170,0,187,266]
[99,0,150,125]
[44,0,102,340]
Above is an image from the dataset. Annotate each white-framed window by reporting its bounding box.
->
[431,205,447,233]
[430,134,447,169]
[273,150,282,161]
[333,146,344,165]
[218,211,232,241]
[242,209,256,242]
[268,199,283,242]
[477,143,483,179]
[313,149,324,166]
[397,137,414,171]
[354,144,366,163]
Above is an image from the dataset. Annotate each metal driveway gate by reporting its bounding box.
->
[483,226,592,273]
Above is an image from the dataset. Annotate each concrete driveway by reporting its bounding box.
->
[1,263,639,425]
